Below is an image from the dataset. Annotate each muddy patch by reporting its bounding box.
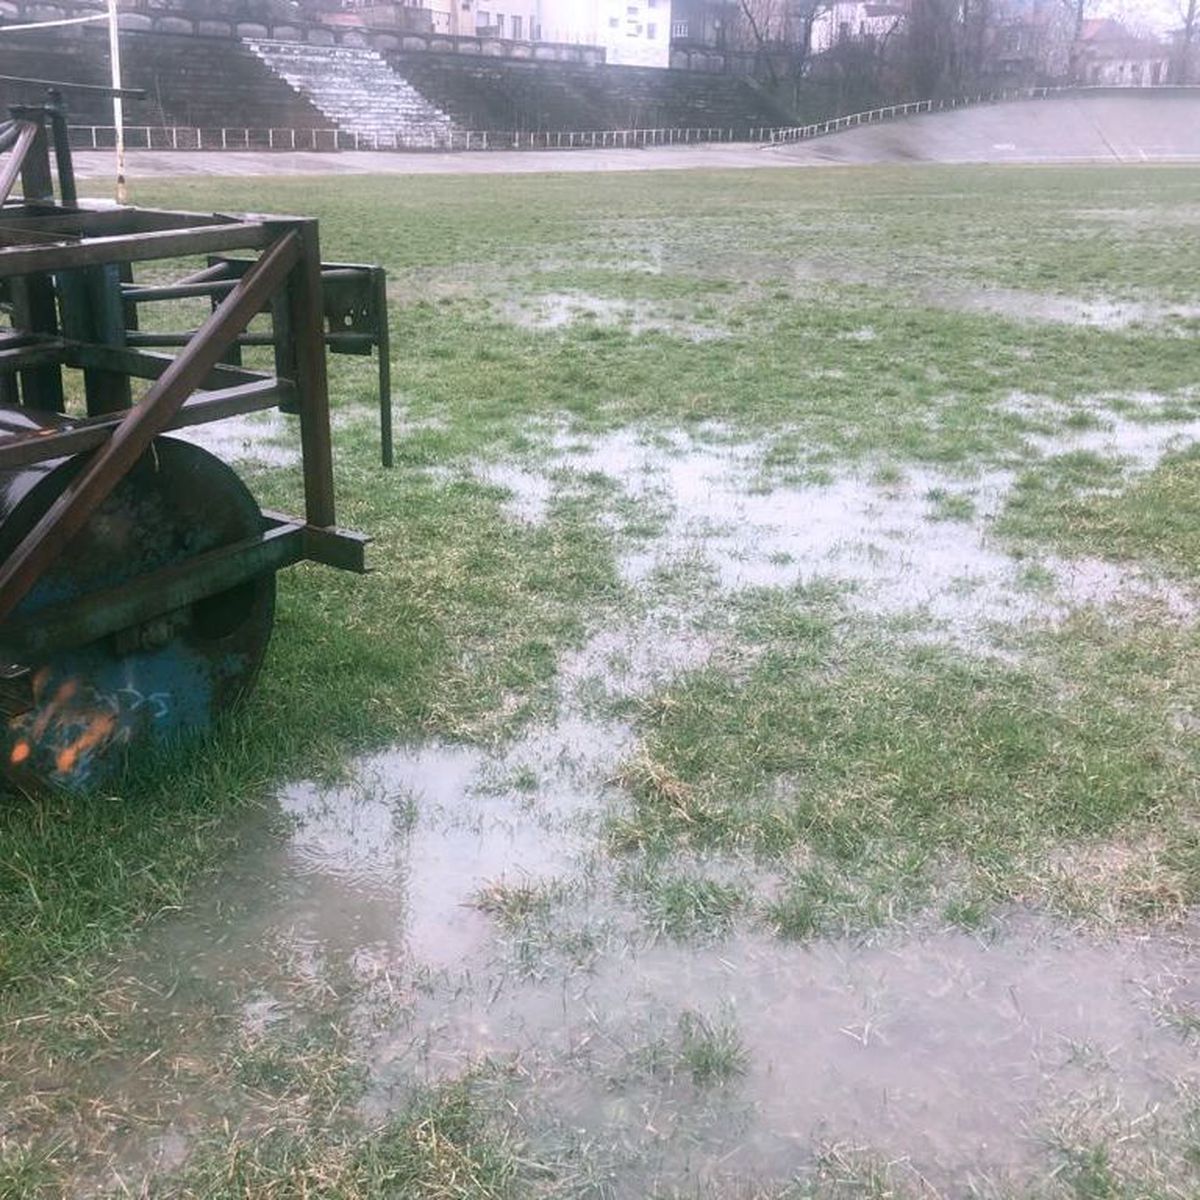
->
[500,291,728,341]
[927,284,1200,331]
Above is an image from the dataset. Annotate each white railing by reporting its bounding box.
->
[757,83,1200,144]
[758,86,1059,143]
[65,124,748,151]
[65,85,1199,155]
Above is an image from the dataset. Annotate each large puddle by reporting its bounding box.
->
[22,394,1200,1194]
[50,730,1200,1192]
[473,403,1200,651]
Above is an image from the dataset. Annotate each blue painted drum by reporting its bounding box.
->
[0,433,275,789]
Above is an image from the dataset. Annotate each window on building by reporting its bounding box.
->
[648,0,656,6]
[672,18,688,35]
[627,5,638,14]
[609,15,619,26]
[629,22,642,34]
[496,13,504,32]
[647,21,657,37]
[461,1,470,9]
[478,9,490,23]
[532,21,541,38]
[511,14,522,36]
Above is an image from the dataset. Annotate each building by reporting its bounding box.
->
[1075,17,1170,86]
[666,0,736,47]
[987,0,1072,83]
[335,0,671,63]
[470,0,541,41]
[810,0,905,53]
[538,0,671,66]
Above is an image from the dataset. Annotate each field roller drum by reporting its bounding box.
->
[0,417,277,784]
[0,83,389,790]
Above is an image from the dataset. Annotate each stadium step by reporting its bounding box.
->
[243,39,462,147]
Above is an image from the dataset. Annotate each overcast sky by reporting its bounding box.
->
[1097,0,1186,34]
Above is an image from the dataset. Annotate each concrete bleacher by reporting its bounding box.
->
[0,23,785,145]
[385,54,787,133]
[244,40,459,146]
[0,30,332,131]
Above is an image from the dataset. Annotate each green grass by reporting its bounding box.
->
[115,166,1200,302]
[623,866,747,940]
[141,1075,537,1200]
[1001,444,1200,578]
[612,589,1200,935]
[0,162,1196,1195]
[109,169,1200,481]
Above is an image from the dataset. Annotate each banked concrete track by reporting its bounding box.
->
[772,89,1200,166]
[72,89,1200,178]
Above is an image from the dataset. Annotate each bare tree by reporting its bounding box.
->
[736,0,783,85]
[733,0,830,91]
[1064,0,1091,81]
[902,0,967,95]
[1176,0,1198,82]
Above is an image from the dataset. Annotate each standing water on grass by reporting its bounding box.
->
[7,163,1200,1198]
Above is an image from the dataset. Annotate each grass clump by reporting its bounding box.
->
[232,1024,366,1108]
[624,866,746,940]
[148,1075,540,1199]
[0,1142,60,1200]
[614,593,1200,937]
[676,1009,747,1086]
[999,449,1128,544]
[1002,444,1200,578]
[629,1008,748,1089]
[764,857,927,941]
[470,877,562,930]
[924,487,976,522]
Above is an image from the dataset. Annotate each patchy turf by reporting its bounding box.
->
[3,163,1200,1197]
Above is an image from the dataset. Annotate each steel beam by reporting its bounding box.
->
[0,229,301,621]
[0,521,306,659]
[0,378,293,470]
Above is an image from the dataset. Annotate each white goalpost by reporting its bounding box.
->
[0,5,126,200]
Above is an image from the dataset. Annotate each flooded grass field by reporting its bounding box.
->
[4,164,1200,1196]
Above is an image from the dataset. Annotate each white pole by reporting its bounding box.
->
[106,0,126,203]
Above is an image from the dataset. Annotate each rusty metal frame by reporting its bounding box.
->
[0,204,369,650]
[117,257,394,467]
[0,120,40,207]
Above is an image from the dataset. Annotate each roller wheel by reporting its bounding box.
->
[0,437,275,790]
